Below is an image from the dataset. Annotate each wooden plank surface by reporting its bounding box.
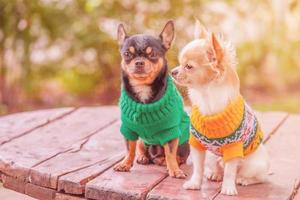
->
[255,111,288,140]
[0,108,297,200]
[54,193,86,200]
[1,174,26,194]
[0,108,75,145]
[85,164,168,200]
[214,114,300,200]
[25,182,56,200]
[57,154,123,195]
[29,121,125,192]
[147,164,220,200]
[0,107,119,183]
[146,111,288,200]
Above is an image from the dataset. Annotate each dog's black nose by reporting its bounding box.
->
[171,69,178,76]
[135,61,145,68]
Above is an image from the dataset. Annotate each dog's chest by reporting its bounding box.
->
[132,84,152,103]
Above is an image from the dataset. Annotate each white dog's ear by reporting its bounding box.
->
[211,33,224,63]
[194,19,208,39]
[117,23,128,47]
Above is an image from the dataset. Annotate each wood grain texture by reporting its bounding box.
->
[85,164,168,200]
[29,121,125,192]
[54,193,86,200]
[25,182,56,200]
[57,154,123,195]
[0,107,119,182]
[1,174,26,194]
[147,164,220,200]
[0,108,75,145]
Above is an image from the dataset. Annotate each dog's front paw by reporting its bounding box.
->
[236,177,262,186]
[204,169,223,182]
[113,162,132,172]
[183,179,202,190]
[169,169,186,179]
[221,184,238,195]
[136,154,150,165]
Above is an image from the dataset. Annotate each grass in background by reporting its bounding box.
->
[253,97,300,113]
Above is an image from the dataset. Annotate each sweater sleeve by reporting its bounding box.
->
[220,141,244,162]
[120,123,139,141]
[189,134,206,151]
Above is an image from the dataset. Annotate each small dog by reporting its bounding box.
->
[113,20,190,179]
[171,20,270,195]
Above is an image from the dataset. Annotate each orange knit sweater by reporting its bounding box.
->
[189,96,263,162]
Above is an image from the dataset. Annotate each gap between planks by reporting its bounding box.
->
[0,108,77,146]
[31,119,118,169]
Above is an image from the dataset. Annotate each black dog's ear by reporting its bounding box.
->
[117,23,128,47]
[159,20,175,50]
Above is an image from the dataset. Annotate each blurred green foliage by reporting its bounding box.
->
[0,0,299,114]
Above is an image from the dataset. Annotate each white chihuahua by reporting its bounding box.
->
[171,20,270,195]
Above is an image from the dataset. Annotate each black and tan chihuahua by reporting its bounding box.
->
[114,21,189,178]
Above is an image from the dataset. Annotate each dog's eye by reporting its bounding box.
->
[184,64,193,70]
[124,51,132,58]
[149,51,157,59]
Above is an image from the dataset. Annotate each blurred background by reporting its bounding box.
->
[0,0,299,115]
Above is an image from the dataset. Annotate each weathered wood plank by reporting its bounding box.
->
[255,111,288,141]
[147,164,220,200]
[85,164,168,200]
[0,107,119,183]
[29,121,125,191]
[25,182,56,200]
[54,193,86,200]
[57,155,123,195]
[0,108,75,145]
[215,115,300,200]
[1,174,26,194]
[146,111,288,200]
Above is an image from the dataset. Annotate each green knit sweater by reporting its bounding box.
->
[119,76,190,146]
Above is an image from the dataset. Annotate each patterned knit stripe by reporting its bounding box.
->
[242,103,259,149]
[191,104,246,142]
[244,128,263,156]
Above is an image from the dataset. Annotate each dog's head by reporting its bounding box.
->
[171,20,239,89]
[117,21,174,85]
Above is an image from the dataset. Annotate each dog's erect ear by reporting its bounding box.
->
[117,24,128,47]
[159,20,175,50]
[194,19,208,39]
[211,33,224,64]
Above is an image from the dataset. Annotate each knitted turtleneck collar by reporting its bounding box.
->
[191,95,245,139]
[120,76,175,116]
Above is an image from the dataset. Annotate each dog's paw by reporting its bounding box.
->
[221,184,238,196]
[204,169,223,182]
[113,162,131,172]
[171,169,187,179]
[183,179,202,190]
[136,155,150,165]
[236,177,261,186]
